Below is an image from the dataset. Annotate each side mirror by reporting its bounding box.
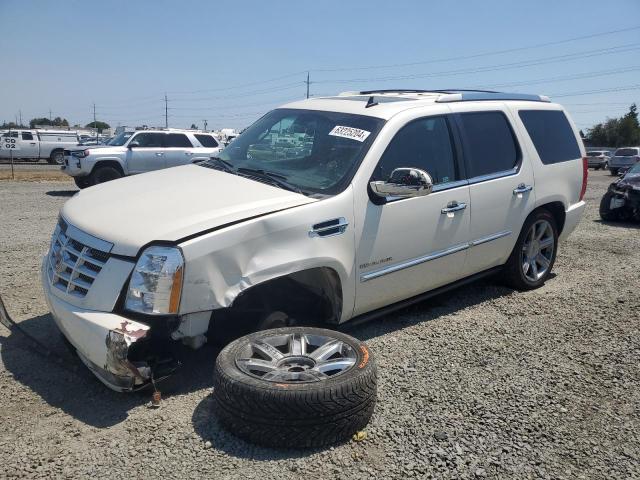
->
[370,167,433,200]
[128,141,140,149]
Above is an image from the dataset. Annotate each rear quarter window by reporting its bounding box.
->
[615,148,639,156]
[194,134,219,148]
[518,110,581,164]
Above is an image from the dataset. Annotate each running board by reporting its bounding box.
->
[339,266,502,331]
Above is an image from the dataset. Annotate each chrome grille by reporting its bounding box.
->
[46,220,111,298]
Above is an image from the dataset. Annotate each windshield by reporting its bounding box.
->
[206,108,384,195]
[627,162,640,175]
[107,131,134,146]
[615,148,638,157]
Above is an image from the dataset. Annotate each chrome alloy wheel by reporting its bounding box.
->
[521,219,554,282]
[235,332,357,383]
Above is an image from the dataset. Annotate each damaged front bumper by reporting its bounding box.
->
[42,262,154,392]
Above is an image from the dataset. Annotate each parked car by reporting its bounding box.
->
[608,147,640,176]
[62,128,223,188]
[42,89,586,391]
[599,161,640,222]
[586,150,610,170]
[0,129,79,164]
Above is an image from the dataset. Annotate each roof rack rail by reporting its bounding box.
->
[435,92,550,103]
[358,89,499,95]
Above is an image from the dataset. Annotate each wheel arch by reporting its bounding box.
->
[231,266,344,325]
[91,159,126,176]
[535,201,566,236]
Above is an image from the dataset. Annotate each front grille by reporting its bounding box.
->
[46,219,111,298]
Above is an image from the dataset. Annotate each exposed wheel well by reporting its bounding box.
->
[535,202,566,235]
[208,267,343,343]
[233,267,343,324]
[91,160,125,176]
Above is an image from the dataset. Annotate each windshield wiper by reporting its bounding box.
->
[207,156,235,172]
[237,167,304,195]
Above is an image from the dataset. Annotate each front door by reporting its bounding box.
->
[126,132,166,174]
[450,107,536,276]
[19,131,39,158]
[354,115,471,316]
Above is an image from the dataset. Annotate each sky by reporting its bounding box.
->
[0,0,639,132]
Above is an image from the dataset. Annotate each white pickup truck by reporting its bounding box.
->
[0,129,79,164]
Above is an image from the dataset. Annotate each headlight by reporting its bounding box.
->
[125,246,184,315]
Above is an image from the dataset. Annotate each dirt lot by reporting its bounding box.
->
[0,170,638,479]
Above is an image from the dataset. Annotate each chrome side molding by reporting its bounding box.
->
[360,230,512,282]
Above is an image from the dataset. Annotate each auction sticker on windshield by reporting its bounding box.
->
[328,126,371,142]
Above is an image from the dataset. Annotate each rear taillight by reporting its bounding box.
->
[579,157,588,201]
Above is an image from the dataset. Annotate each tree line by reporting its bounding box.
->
[1,118,111,132]
[584,104,639,147]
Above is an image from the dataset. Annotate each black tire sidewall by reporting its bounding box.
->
[92,166,122,184]
[599,191,619,221]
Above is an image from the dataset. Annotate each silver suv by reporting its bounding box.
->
[62,128,223,188]
[609,147,640,176]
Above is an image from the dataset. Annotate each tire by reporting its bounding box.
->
[90,165,122,185]
[49,150,64,165]
[73,176,92,189]
[599,192,621,221]
[503,209,558,291]
[213,327,377,448]
[610,168,618,176]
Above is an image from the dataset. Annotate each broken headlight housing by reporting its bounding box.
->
[125,246,184,315]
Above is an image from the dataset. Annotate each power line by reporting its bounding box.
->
[550,84,640,98]
[313,43,640,85]
[311,25,640,73]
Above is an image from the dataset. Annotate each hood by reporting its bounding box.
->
[619,173,640,187]
[61,165,316,256]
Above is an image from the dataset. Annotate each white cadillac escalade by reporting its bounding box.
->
[42,90,587,391]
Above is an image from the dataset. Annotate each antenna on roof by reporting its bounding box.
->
[365,96,379,108]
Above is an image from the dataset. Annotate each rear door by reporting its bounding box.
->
[164,133,196,167]
[449,106,536,276]
[126,132,166,173]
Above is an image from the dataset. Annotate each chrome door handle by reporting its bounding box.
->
[513,183,533,195]
[155,152,164,156]
[30,142,36,145]
[441,202,467,214]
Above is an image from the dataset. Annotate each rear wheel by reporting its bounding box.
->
[90,165,122,185]
[610,168,619,176]
[503,210,557,291]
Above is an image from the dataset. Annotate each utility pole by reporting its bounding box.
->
[93,103,98,143]
[203,119,208,131]
[164,94,168,128]
[49,109,52,122]
[18,110,22,127]
[305,71,310,99]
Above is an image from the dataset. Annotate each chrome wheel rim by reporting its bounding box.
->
[521,219,554,282]
[53,152,64,165]
[235,332,357,383]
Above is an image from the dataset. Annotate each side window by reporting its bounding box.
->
[194,134,219,148]
[457,111,519,178]
[165,133,193,148]
[372,116,458,185]
[519,110,581,164]
[21,132,34,140]
[131,133,164,148]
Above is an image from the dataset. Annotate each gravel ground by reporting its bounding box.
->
[0,170,638,479]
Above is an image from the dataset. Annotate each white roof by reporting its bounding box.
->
[280,90,554,119]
